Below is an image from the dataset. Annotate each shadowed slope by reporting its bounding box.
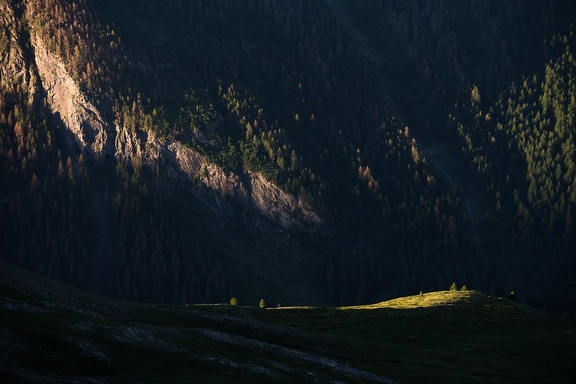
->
[2,263,575,383]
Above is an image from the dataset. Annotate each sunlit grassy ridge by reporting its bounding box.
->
[344,290,492,309]
[2,263,575,383]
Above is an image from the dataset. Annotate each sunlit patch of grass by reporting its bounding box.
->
[340,290,483,310]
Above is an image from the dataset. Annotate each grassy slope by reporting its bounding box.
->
[2,263,575,383]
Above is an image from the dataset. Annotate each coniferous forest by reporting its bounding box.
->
[1,0,575,316]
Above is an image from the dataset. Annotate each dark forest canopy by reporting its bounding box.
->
[0,0,574,316]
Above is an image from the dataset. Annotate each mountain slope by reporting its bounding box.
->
[331,0,576,314]
[2,263,575,383]
[0,0,575,315]
[1,0,470,307]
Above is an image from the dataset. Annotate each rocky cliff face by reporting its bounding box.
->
[31,34,113,157]
[18,5,320,231]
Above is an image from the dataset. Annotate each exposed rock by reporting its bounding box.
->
[17,8,321,232]
[165,141,321,229]
[30,32,111,157]
[248,173,322,229]
[164,141,322,228]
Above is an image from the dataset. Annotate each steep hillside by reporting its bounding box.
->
[0,0,470,307]
[332,0,576,314]
[0,0,575,315]
[2,263,575,383]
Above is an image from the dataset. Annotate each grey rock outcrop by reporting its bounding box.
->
[25,19,320,231]
[31,34,112,157]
